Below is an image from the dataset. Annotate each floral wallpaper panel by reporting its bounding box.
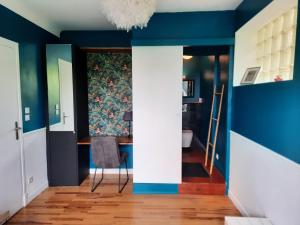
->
[87,52,132,136]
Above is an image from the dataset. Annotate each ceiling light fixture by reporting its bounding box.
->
[183,55,193,60]
[100,0,156,31]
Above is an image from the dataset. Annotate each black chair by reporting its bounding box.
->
[91,136,129,193]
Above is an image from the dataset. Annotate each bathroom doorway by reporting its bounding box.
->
[180,46,231,194]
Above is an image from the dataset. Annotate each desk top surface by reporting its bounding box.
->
[77,136,133,145]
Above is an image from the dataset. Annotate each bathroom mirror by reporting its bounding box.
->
[182,80,194,97]
[46,44,75,132]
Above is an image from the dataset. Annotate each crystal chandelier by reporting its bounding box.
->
[100,0,156,31]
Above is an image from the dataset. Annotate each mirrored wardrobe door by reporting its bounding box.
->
[47,44,75,132]
[57,59,74,131]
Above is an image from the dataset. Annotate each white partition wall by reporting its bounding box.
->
[229,131,300,225]
[132,46,183,184]
[234,0,297,86]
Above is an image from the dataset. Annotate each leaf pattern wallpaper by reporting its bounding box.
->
[87,52,132,136]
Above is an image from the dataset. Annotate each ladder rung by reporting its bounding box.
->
[212,118,218,121]
[209,143,214,147]
[215,92,222,95]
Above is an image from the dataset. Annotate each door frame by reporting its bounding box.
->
[181,44,234,192]
[0,37,26,206]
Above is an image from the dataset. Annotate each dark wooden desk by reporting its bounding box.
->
[77,136,133,169]
[77,136,133,146]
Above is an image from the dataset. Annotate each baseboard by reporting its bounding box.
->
[90,168,133,174]
[193,135,205,150]
[133,183,178,194]
[228,190,249,217]
[0,211,9,225]
[25,181,48,205]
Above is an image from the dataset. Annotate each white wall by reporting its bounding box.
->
[229,131,300,225]
[0,0,60,36]
[132,46,183,184]
[23,128,48,203]
[234,0,297,86]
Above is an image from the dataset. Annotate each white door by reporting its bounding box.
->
[0,37,24,217]
[132,46,183,184]
[58,59,74,131]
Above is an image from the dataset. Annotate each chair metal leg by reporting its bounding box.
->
[118,158,129,193]
[91,167,104,192]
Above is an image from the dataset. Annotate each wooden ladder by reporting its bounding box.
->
[205,85,224,175]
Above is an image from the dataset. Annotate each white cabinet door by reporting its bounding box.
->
[132,46,183,184]
[0,37,24,218]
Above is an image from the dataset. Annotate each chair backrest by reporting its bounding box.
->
[91,136,121,168]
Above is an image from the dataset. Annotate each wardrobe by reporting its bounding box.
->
[46,44,90,186]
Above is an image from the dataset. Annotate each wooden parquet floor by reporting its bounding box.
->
[8,175,240,225]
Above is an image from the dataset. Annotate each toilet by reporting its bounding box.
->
[182,130,193,148]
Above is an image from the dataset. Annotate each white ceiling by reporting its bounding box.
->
[0,0,243,36]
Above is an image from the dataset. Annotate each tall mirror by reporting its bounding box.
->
[46,45,75,131]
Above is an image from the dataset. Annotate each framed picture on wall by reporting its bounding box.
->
[240,67,260,85]
[182,79,194,98]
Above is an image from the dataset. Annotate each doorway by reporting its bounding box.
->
[0,37,25,218]
[180,46,231,194]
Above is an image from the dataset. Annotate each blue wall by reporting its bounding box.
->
[235,0,273,30]
[133,183,178,194]
[132,11,236,46]
[232,1,300,164]
[0,5,58,132]
[198,57,215,145]
[60,12,236,47]
[215,55,229,174]
[60,31,131,47]
[90,145,133,169]
[192,55,229,175]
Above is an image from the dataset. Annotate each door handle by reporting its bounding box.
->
[63,112,68,124]
[14,121,22,140]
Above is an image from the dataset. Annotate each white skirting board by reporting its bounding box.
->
[0,211,9,225]
[229,131,300,225]
[90,168,133,175]
[225,216,272,225]
[23,128,48,205]
[25,181,48,204]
